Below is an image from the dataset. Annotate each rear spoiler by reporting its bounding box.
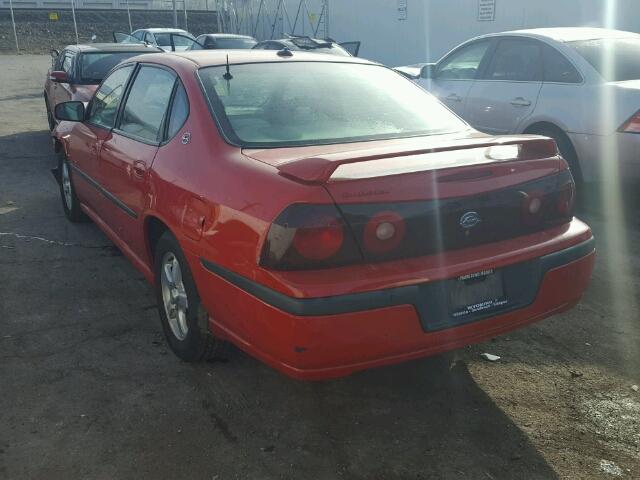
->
[275,136,559,184]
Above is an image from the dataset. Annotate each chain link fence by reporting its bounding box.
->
[1,0,329,54]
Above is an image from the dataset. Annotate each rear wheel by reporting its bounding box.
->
[526,124,583,183]
[154,231,221,362]
[58,153,87,222]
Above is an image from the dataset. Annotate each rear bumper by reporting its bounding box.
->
[195,235,595,381]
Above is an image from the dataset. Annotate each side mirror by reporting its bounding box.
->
[55,101,85,122]
[50,48,60,59]
[420,64,436,79]
[50,71,69,83]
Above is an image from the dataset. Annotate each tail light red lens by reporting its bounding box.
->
[619,110,640,133]
[292,214,344,260]
[260,204,361,270]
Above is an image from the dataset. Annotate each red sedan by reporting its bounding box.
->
[44,43,160,131]
[52,51,595,380]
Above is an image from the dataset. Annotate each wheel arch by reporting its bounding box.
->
[523,121,582,182]
[145,214,174,262]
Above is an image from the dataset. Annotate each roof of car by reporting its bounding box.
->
[134,28,189,33]
[131,49,375,68]
[200,33,256,39]
[487,27,640,43]
[66,43,161,53]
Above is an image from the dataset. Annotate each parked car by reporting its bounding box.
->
[51,50,594,380]
[114,28,197,51]
[402,27,640,182]
[44,43,161,131]
[192,33,257,50]
[253,35,359,56]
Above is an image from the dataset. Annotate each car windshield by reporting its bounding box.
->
[214,38,257,49]
[569,37,640,81]
[79,52,145,83]
[199,62,467,147]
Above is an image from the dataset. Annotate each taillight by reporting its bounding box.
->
[260,204,361,270]
[520,169,575,226]
[619,110,640,133]
[261,172,575,271]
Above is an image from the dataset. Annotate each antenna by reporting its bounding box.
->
[223,54,233,80]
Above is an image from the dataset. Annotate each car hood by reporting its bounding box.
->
[70,84,98,102]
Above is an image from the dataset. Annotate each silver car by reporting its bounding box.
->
[409,27,640,182]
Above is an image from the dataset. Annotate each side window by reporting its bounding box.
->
[62,53,74,73]
[437,41,491,80]
[55,50,66,70]
[132,31,144,40]
[543,45,582,83]
[166,82,189,140]
[145,32,155,44]
[87,65,134,129]
[204,36,215,48]
[119,66,176,142]
[484,39,542,82]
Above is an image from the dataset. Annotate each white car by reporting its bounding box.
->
[129,28,196,52]
[407,27,640,182]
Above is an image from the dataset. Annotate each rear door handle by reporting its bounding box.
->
[446,93,462,103]
[510,97,532,107]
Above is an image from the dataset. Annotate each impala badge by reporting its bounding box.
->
[459,211,481,229]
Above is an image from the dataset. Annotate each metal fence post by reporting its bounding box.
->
[183,0,188,30]
[8,0,19,53]
[173,0,178,27]
[71,0,79,44]
[126,0,132,32]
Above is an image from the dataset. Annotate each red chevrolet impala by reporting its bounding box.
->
[52,51,595,380]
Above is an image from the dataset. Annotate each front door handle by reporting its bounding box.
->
[510,97,532,107]
[446,93,462,103]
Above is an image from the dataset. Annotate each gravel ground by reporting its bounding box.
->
[0,55,639,480]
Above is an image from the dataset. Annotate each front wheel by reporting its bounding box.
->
[154,231,221,362]
[58,153,87,222]
[45,95,55,131]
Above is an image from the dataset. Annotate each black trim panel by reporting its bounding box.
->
[200,236,594,331]
[69,163,138,219]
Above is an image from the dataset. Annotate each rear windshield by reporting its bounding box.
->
[569,38,640,81]
[79,52,145,84]
[214,38,257,49]
[198,62,467,148]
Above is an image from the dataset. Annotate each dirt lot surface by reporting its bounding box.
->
[1,55,639,480]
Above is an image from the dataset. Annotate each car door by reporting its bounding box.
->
[52,51,75,107]
[65,65,135,215]
[98,64,178,256]
[465,37,544,135]
[417,39,493,117]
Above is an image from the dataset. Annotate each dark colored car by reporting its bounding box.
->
[193,33,257,50]
[52,50,594,380]
[44,43,160,130]
[253,36,358,56]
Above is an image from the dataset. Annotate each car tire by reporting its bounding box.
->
[526,125,583,183]
[45,94,55,131]
[58,152,87,222]
[154,231,221,362]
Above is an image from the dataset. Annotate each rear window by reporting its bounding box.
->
[569,37,640,81]
[79,52,145,84]
[213,38,257,49]
[198,62,467,148]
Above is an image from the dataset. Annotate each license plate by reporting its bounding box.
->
[449,269,507,318]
